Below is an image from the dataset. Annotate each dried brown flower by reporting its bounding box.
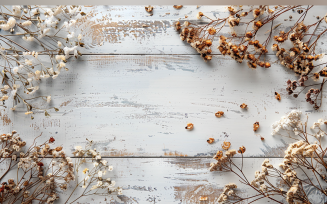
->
[185,123,194,130]
[199,196,208,201]
[207,138,215,144]
[253,122,259,131]
[222,141,231,150]
[214,151,224,160]
[207,27,216,35]
[240,103,247,109]
[275,92,281,101]
[173,5,183,9]
[49,137,55,143]
[215,111,224,118]
[238,146,246,154]
[145,6,153,12]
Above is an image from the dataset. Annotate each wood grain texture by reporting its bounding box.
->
[1,158,326,204]
[1,54,327,157]
[1,5,327,203]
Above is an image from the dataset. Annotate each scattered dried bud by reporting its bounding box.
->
[222,141,231,150]
[49,137,55,143]
[145,6,153,13]
[240,103,247,109]
[253,122,259,131]
[260,136,264,141]
[275,92,281,101]
[55,146,63,151]
[207,138,215,144]
[264,62,271,68]
[215,111,224,118]
[173,5,183,9]
[185,123,194,130]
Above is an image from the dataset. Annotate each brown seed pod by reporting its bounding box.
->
[275,92,281,101]
[145,6,153,12]
[215,111,224,118]
[185,123,194,130]
[173,5,183,9]
[207,138,215,144]
[222,141,231,150]
[238,146,246,154]
[240,103,247,109]
[253,122,259,131]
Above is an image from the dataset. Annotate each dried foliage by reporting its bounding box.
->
[210,110,327,203]
[0,5,85,117]
[176,5,327,109]
[0,133,122,204]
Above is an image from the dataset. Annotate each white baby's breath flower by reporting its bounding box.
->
[108,166,113,171]
[47,96,51,103]
[21,20,32,26]
[0,17,16,30]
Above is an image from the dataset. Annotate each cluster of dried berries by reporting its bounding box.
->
[176,21,213,61]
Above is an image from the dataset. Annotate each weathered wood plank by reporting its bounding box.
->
[1,158,326,203]
[1,6,327,55]
[2,55,327,157]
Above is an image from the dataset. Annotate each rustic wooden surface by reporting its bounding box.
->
[1,5,327,203]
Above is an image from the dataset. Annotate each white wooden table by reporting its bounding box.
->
[1,5,327,204]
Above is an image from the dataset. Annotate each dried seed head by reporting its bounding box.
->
[207,27,216,35]
[214,150,223,160]
[253,122,259,131]
[275,92,281,101]
[185,123,194,130]
[240,103,247,109]
[197,12,204,19]
[215,111,224,118]
[238,146,246,154]
[207,138,215,144]
[145,6,153,12]
[173,5,183,9]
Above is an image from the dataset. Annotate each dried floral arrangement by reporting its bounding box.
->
[209,110,327,203]
[0,5,85,117]
[0,133,121,204]
[175,5,327,109]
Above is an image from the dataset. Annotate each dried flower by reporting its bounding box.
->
[145,6,153,12]
[222,141,231,150]
[185,123,194,130]
[238,146,246,154]
[207,138,215,144]
[275,92,281,101]
[253,122,259,131]
[215,111,224,118]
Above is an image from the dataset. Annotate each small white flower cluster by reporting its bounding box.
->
[217,183,237,203]
[73,141,122,195]
[310,118,327,139]
[0,17,16,30]
[271,110,302,135]
[250,159,273,192]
